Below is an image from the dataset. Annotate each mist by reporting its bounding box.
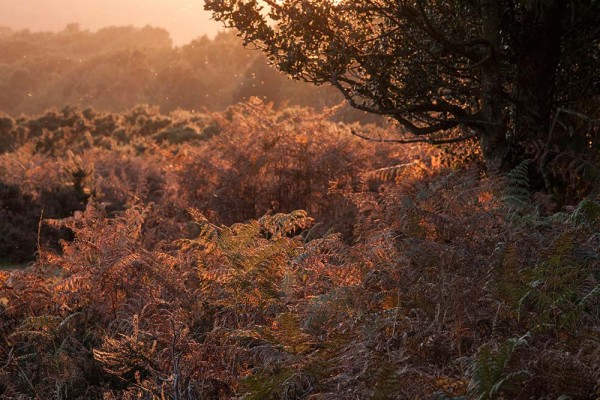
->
[0,0,221,45]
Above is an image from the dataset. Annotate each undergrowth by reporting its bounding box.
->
[1,102,598,399]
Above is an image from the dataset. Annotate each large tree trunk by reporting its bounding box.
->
[513,0,565,147]
[478,0,565,177]
[512,0,565,190]
[478,0,511,173]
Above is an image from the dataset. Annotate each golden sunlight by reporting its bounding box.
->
[0,1,597,398]
[0,0,221,45]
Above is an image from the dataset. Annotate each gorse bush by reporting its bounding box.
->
[0,103,599,399]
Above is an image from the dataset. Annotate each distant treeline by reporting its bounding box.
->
[0,24,380,123]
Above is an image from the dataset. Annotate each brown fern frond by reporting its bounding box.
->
[259,210,314,238]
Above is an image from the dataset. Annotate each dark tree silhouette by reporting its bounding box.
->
[205,0,600,190]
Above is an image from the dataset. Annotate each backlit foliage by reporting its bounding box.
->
[206,0,600,200]
[1,103,598,399]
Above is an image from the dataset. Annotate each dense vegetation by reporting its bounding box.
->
[1,102,598,399]
[207,0,600,197]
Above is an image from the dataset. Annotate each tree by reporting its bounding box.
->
[205,0,600,195]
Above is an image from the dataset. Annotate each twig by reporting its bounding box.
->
[171,319,181,400]
[36,207,44,269]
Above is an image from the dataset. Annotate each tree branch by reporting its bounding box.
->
[350,129,476,145]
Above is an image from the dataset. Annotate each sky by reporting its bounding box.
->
[0,0,223,45]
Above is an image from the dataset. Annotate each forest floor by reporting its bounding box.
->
[1,103,598,399]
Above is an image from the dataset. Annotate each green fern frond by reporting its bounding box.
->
[468,333,531,400]
[519,231,599,333]
[571,199,600,228]
[503,160,532,211]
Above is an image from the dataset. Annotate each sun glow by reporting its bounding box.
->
[270,0,342,5]
[0,0,221,45]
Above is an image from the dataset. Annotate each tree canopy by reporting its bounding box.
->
[206,0,600,199]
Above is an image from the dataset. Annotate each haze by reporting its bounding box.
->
[0,0,222,45]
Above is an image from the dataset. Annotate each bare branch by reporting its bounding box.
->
[350,129,476,145]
